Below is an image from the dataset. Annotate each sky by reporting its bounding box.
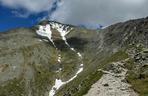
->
[0,0,148,32]
[0,5,48,32]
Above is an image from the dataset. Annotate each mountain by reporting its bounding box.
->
[0,17,147,96]
[78,24,103,29]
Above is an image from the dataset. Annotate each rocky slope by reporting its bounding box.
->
[84,59,138,96]
[0,17,147,96]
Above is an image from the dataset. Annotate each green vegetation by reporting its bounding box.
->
[127,71,148,96]
[125,45,148,96]
[105,51,128,62]
[55,50,129,96]
[126,60,148,96]
[0,78,26,96]
[0,18,147,96]
[59,50,80,80]
[32,64,55,96]
[56,70,103,96]
[74,71,103,96]
[100,50,129,70]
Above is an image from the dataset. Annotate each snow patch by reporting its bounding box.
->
[58,54,61,63]
[36,22,84,96]
[56,68,62,73]
[77,52,82,58]
[50,22,73,47]
[49,79,64,96]
[36,25,56,47]
[49,64,83,96]
[38,39,43,42]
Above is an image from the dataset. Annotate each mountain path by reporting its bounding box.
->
[84,60,138,96]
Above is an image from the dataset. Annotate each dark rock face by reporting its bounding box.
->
[0,17,148,96]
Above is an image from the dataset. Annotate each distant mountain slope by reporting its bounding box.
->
[0,17,147,96]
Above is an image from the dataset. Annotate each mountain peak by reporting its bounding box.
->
[38,20,75,27]
[36,20,73,43]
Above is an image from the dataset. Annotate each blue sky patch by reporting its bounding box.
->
[0,5,48,32]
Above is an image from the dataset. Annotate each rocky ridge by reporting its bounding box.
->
[0,17,148,96]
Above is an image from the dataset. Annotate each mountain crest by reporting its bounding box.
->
[36,20,73,42]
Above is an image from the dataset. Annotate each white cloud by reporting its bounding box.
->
[120,0,145,5]
[0,0,53,13]
[11,10,30,18]
[1,0,148,27]
[50,0,148,27]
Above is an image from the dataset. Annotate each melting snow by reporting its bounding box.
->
[58,54,61,63]
[49,79,64,96]
[77,52,82,58]
[50,22,73,47]
[38,39,43,42]
[49,64,84,96]
[36,25,56,47]
[36,22,84,96]
[70,48,75,51]
[56,68,62,73]
[66,64,83,83]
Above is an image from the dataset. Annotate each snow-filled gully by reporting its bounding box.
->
[36,23,84,96]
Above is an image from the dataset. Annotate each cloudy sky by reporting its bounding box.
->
[0,0,148,31]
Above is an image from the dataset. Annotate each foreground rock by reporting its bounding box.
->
[84,60,138,96]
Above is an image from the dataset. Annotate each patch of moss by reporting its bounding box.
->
[60,50,80,80]
[56,50,128,96]
[127,72,148,96]
[124,58,135,70]
[105,51,128,63]
[74,71,103,96]
[126,62,148,96]
[56,70,103,96]
[32,64,55,96]
[125,45,148,96]
[0,78,26,96]
[100,50,129,70]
